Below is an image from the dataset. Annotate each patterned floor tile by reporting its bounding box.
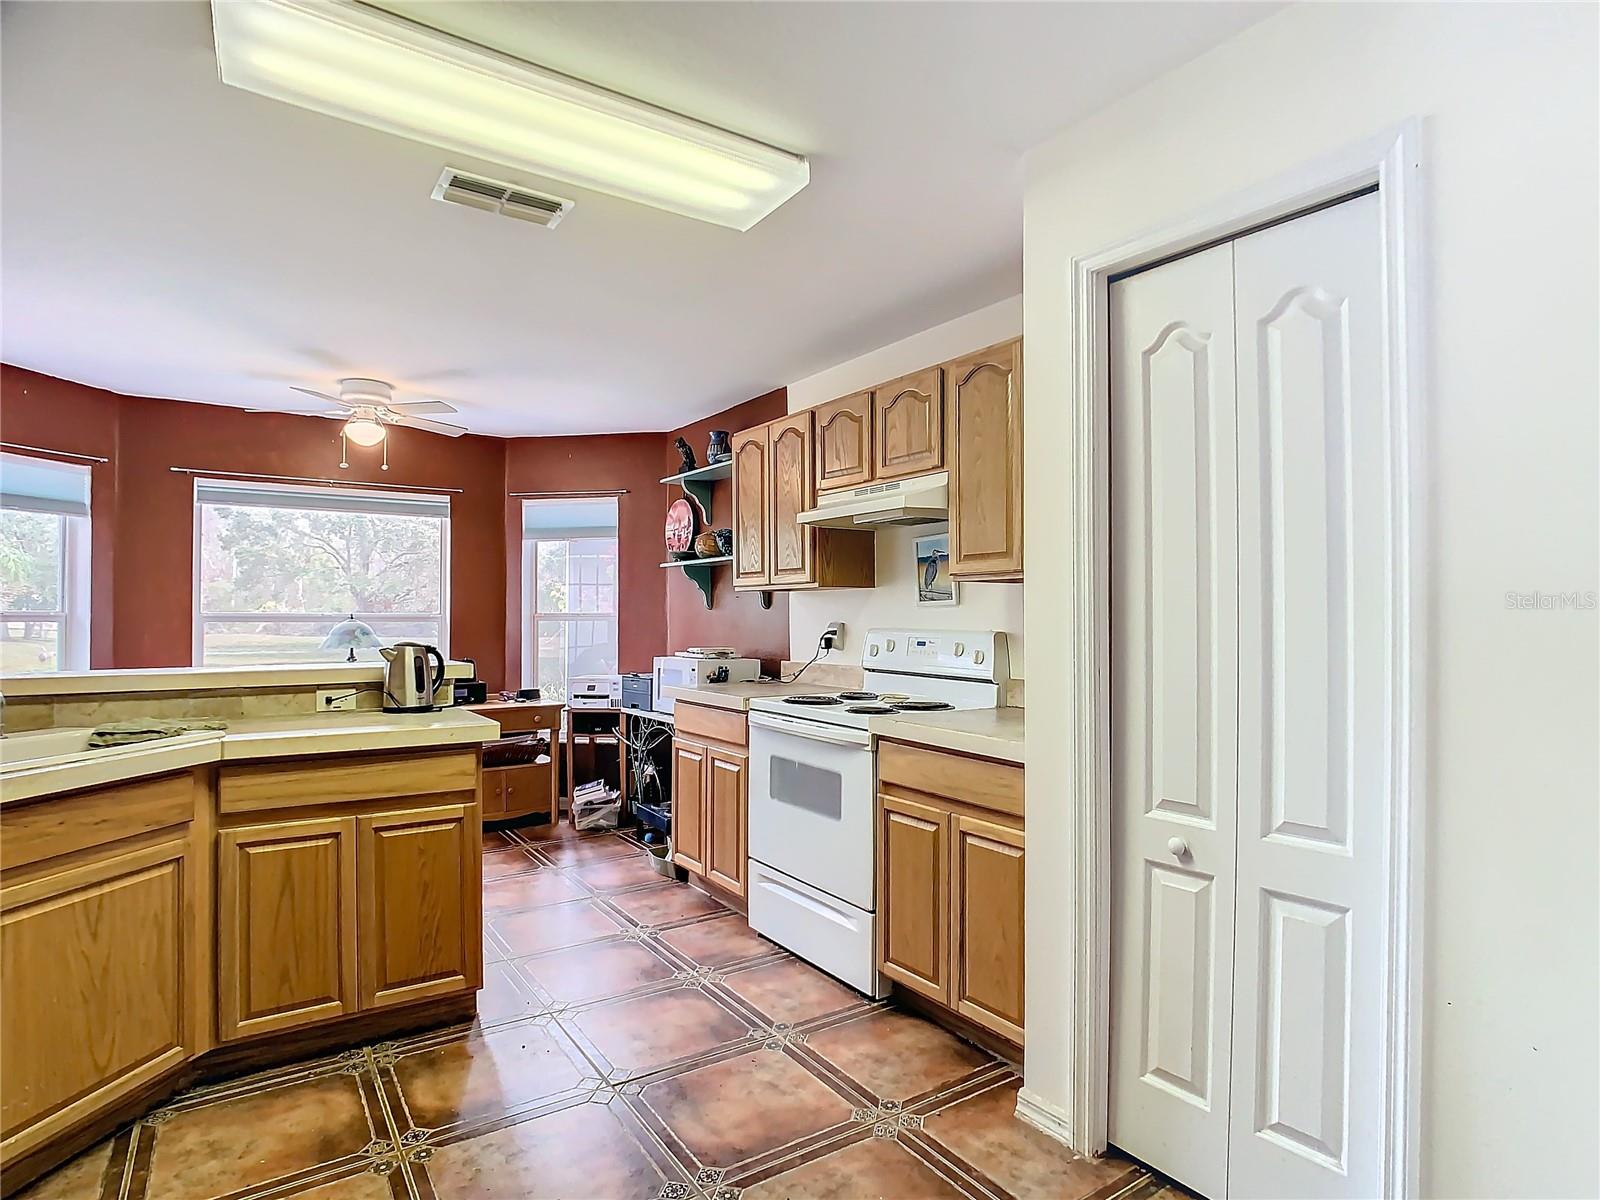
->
[639,1049,855,1170]
[482,846,541,880]
[276,1171,399,1199]
[384,1021,592,1133]
[738,1135,968,1199]
[475,959,541,1024]
[138,1066,383,1198]
[571,854,669,892]
[533,833,644,868]
[920,1079,1144,1200]
[722,958,870,1026]
[482,868,587,912]
[568,988,752,1076]
[606,882,727,926]
[658,914,781,967]
[515,937,679,1006]
[12,1136,117,1200]
[491,898,624,956]
[804,1009,991,1102]
[419,1099,678,1200]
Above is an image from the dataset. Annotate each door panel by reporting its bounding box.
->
[705,748,748,898]
[769,412,815,585]
[946,342,1023,577]
[732,426,770,586]
[357,804,479,1010]
[877,795,948,1003]
[874,369,943,479]
[814,392,874,491]
[218,817,358,1040]
[1109,243,1237,1200]
[671,739,707,874]
[1229,192,1384,1200]
[951,815,1024,1043]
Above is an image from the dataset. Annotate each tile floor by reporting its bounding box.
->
[20,823,1190,1200]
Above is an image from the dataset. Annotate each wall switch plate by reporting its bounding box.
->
[317,688,362,712]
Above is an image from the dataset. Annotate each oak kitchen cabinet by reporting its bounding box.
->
[813,390,874,491]
[732,413,875,592]
[874,367,944,481]
[671,701,749,900]
[945,339,1023,580]
[876,741,1025,1045]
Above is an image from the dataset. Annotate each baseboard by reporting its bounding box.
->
[1015,1086,1076,1149]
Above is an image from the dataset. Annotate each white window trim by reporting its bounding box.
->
[0,484,91,673]
[520,517,619,692]
[192,480,451,666]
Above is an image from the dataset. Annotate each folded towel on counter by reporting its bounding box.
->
[87,718,228,748]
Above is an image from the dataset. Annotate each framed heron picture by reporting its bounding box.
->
[913,530,957,606]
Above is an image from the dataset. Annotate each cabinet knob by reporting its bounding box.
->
[1167,836,1188,858]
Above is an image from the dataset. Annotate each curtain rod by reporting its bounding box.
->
[1,441,110,465]
[168,467,462,494]
[509,489,629,498]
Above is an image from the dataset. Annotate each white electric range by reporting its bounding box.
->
[745,629,1010,996]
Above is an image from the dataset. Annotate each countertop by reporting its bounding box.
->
[870,706,1025,764]
[662,680,827,711]
[0,660,475,699]
[0,708,501,804]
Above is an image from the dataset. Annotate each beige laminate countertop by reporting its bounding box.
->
[663,680,827,712]
[0,708,501,805]
[870,706,1025,764]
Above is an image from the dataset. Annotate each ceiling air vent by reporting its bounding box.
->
[431,168,572,228]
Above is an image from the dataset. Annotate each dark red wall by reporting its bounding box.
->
[663,389,791,669]
[1,365,787,689]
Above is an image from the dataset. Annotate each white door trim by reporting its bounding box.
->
[1057,121,1427,1199]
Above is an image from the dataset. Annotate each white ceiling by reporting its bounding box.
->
[0,1,1273,436]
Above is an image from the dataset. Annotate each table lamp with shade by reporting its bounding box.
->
[320,616,384,662]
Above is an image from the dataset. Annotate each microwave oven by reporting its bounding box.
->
[653,656,760,712]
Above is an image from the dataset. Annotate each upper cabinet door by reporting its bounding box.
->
[768,412,815,587]
[874,368,944,480]
[946,340,1023,579]
[731,425,771,588]
[813,391,874,492]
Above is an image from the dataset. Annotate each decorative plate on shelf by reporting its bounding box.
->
[665,497,697,555]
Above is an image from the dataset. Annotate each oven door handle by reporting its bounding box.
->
[748,711,872,747]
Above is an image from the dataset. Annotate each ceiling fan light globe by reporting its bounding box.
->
[344,417,386,446]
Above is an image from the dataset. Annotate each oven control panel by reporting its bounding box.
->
[861,629,1008,681]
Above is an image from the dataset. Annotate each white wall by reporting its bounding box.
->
[1021,5,1599,1198]
[787,297,1026,675]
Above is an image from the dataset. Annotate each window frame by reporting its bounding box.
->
[0,454,92,674]
[519,500,620,697]
[192,479,451,667]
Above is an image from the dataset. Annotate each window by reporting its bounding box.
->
[195,480,449,666]
[0,453,92,674]
[522,498,618,701]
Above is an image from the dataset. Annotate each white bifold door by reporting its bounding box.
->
[1109,193,1388,1200]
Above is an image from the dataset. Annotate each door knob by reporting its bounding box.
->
[1167,836,1188,857]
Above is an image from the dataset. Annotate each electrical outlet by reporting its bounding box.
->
[820,622,845,651]
[317,688,362,712]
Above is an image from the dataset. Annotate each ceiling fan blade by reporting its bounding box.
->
[246,405,349,416]
[289,386,346,406]
[398,415,469,438]
[386,400,457,415]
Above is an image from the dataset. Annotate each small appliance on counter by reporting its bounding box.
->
[569,674,622,708]
[653,654,759,713]
[380,642,446,713]
[621,672,656,713]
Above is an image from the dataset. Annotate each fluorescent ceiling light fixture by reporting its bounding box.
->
[210,0,809,231]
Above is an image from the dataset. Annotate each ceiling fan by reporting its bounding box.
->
[253,378,468,442]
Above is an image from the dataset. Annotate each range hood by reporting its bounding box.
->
[797,471,949,528]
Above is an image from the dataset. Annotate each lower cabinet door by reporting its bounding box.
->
[1,838,192,1165]
[481,768,508,819]
[218,817,359,1041]
[671,739,707,874]
[952,815,1025,1043]
[357,804,480,1010]
[704,747,748,898]
[877,794,949,1003]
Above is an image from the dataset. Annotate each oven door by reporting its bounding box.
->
[747,711,875,911]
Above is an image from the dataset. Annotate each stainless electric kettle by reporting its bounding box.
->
[380,642,446,712]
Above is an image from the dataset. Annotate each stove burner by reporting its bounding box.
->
[893,699,955,712]
[845,704,896,715]
[836,691,879,702]
[783,694,844,706]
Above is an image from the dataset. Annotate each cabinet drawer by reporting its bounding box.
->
[1,771,197,872]
[673,702,748,748]
[877,742,1023,818]
[219,750,477,814]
